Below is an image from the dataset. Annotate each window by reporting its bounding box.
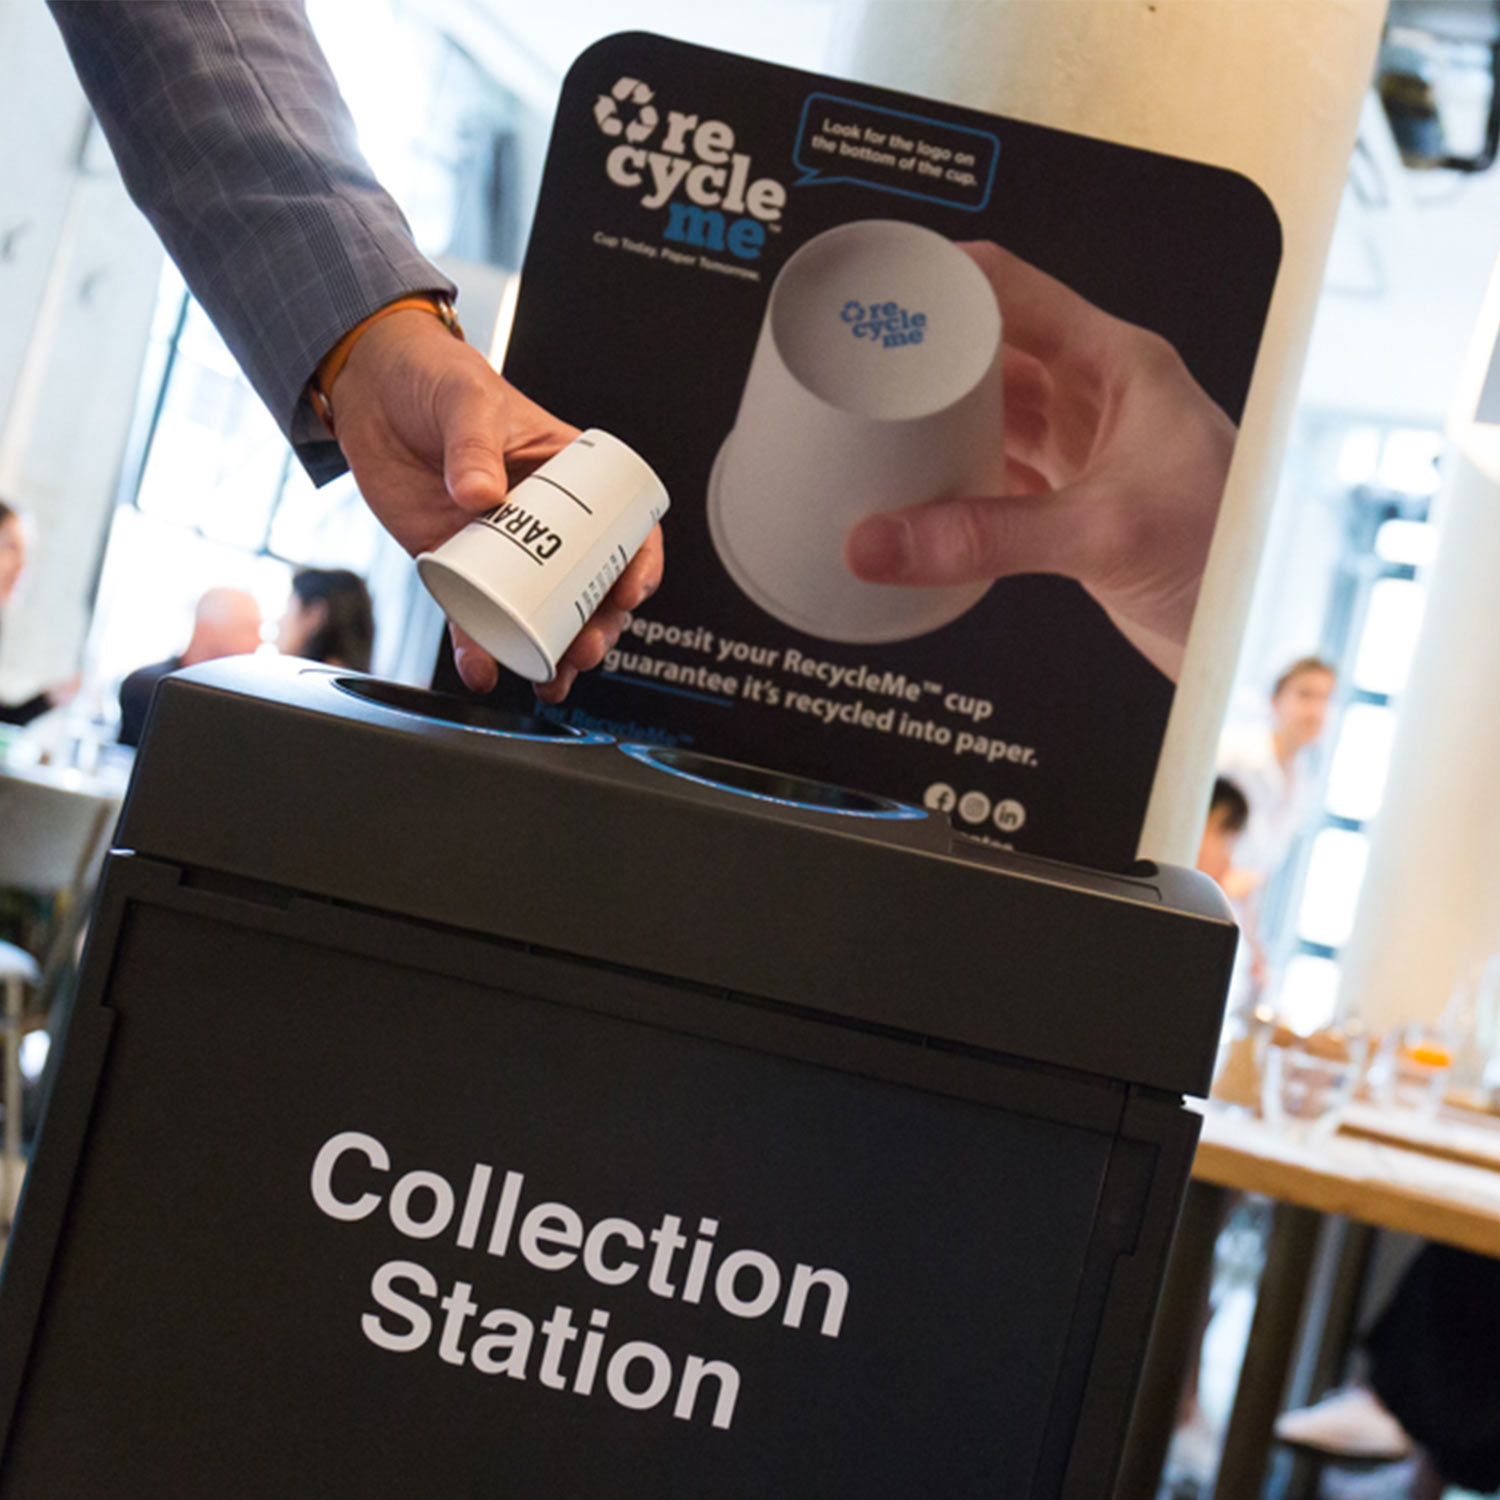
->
[1225,418,1442,1031]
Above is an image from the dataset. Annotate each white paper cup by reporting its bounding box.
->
[417,429,668,682]
[709,219,1005,643]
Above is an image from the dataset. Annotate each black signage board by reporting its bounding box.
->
[442,31,1283,872]
[0,859,1193,1498]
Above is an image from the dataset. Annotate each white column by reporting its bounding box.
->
[1339,255,1500,1033]
[830,0,1386,865]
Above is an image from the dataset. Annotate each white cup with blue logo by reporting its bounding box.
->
[708,218,1005,643]
[417,430,668,683]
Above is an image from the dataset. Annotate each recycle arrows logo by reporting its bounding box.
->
[594,76,659,144]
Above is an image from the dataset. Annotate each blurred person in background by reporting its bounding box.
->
[1197,776,1250,889]
[1218,656,1337,888]
[276,568,374,673]
[1199,773,1266,1000]
[1276,1241,1500,1499]
[0,499,79,727]
[116,588,263,748]
[1216,656,1337,990]
[0,504,25,617]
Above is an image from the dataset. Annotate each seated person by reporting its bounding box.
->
[1197,776,1249,888]
[117,587,262,747]
[1278,1244,1500,1498]
[275,568,374,672]
[1,500,77,725]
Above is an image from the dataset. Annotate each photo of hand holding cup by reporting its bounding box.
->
[845,240,1236,682]
[709,219,1008,645]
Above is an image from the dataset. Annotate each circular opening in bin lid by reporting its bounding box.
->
[617,744,925,819]
[332,677,611,743]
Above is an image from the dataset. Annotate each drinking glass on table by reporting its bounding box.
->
[1367,1023,1453,1115]
[1262,1025,1367,1144]
[1438,963,1500,1108]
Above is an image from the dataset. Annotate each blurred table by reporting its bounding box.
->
[1197,1103,1500,1258]
[1337,1098,1500,1177]
[1117,1103,1500,1500]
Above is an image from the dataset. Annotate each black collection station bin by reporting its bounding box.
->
[0,657,1235,1498]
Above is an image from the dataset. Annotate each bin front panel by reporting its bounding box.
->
[2,898,1117,1499]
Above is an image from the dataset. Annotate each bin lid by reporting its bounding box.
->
[117,657,1236,1097]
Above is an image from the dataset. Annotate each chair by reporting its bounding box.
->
[0,769,120,893]
[0,769,121,1229]
[0,940,39,1225]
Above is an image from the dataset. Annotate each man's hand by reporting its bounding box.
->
[844,242,1235,681]
[330,308,664,702]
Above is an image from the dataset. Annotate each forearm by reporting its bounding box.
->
[48,0,454,483]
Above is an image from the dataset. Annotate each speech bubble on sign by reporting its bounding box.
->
[793,93,1000,213]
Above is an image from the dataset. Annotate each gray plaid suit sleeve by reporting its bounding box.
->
[49,0,457,485]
